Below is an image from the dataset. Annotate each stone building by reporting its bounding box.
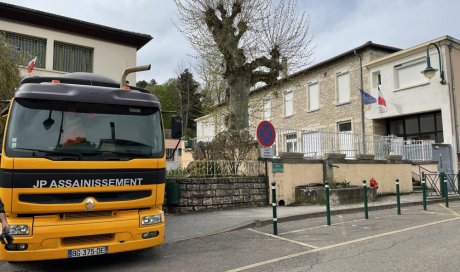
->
[196,42,400,150]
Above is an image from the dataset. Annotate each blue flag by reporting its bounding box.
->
[360,89,376,105]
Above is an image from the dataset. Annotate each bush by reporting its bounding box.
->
[166,167,189,178]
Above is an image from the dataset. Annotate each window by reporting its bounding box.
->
[337,72,350,104]
[263,97,271,120]
[3,31,46,68]
[285,133,297,153]
[166,148,175,161]
[284,91,293,117]
[308,82,319,111]
[53,42,93,72]
[338,121,352,132]
[395,58,429,89]
[387,111,443,142]
[372,71,381,90]
[6,99,164,160]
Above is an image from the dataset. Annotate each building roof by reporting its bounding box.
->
[251,41,401,95]
[366,35,460,68]
[0,2,152,50]
[195,41,401,121]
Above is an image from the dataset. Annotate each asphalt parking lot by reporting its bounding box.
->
[3,201,460,272]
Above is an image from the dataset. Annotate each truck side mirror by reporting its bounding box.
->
[171,115,182,139]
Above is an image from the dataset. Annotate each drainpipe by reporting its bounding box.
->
[447,43,458,171]
[354,50,366,154]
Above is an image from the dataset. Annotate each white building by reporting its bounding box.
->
[0,2,152,83]
[366,36,460,172]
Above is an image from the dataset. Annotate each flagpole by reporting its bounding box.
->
[355,50,366,154]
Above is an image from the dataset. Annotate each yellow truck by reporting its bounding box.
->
[0,65,181,261]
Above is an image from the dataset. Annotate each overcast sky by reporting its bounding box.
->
[3,0,460,84]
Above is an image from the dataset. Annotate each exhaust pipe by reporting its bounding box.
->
[120,64,151,88]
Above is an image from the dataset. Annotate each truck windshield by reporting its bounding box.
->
[5,99,164,160]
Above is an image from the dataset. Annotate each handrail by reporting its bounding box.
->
[418,164,437,174]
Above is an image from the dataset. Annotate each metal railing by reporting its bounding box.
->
[275,128,434,162]
[167,160,264,177]
[190,129,434,162]
[403,140,434,162]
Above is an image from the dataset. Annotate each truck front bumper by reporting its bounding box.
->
[0,209,164,261]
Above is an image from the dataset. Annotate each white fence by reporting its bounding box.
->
[275,129,433,162]
[189,129,434,162]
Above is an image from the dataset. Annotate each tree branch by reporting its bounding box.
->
[230,1,243,20]
[236,21,247,40]
[216,3,227,17]
[204,7,222,32]
[250,70,279,85]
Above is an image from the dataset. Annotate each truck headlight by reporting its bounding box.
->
[10,225,30,235]
[141,214,162,226]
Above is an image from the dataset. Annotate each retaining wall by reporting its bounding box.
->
[166,177,267,213]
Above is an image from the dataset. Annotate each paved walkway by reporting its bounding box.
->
[165,191,458,243]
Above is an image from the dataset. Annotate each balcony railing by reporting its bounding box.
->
[189,129,434,162]
[275,129,433,162]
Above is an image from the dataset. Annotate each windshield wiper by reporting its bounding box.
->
[13,147,81,160]
[82,150,150,160]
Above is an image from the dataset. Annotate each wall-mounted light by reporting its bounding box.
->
[421,43,446,85]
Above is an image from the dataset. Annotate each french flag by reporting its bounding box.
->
[377,85,387,113]
[27,56,38,73]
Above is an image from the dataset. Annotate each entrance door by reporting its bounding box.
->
[432,143,452,174]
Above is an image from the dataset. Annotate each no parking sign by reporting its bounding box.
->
[257,121,276,147]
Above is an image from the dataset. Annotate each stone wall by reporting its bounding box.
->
[166,177,267,213]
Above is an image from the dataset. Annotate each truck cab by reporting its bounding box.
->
[0,71,177,261]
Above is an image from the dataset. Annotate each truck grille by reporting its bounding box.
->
[19,190,151,204]
[62,234,114,246]
[61,211,113,219]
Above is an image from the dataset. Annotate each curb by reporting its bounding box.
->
[232,196,460,231]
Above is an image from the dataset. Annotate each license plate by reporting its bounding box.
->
[68,246,108,258]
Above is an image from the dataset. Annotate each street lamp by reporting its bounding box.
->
[421,43,446,85]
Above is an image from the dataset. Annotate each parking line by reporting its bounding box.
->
[279,217,368,235]
[278,209,418,235]
[438,203,460,216]
[247,228,319,249]
[228,216,460,272]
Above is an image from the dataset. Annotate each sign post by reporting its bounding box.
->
[257,121,276,205]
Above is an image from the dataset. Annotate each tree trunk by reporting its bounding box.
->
[227,73,251,130]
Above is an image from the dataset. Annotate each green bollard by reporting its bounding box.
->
[442,173,449,208]
[271,182,278,235]
[363,180,368,219]
[440,172,446,198]
[396,179,401,215]
[422,172,427,211]
[325,180,331,226]
[457,171,460,195]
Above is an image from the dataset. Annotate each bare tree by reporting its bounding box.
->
[0,36,24,101]
[175,0,313,130]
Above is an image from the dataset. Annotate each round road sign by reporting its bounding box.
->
[257,121,276,147]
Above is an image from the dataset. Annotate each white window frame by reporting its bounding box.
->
[263,96,271,120]
[285,133,297,153]
[307,81,320,111]
[394,57,429,90]
[284,90,294,117]
[372,71,381,90]
[336,71,351,104]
